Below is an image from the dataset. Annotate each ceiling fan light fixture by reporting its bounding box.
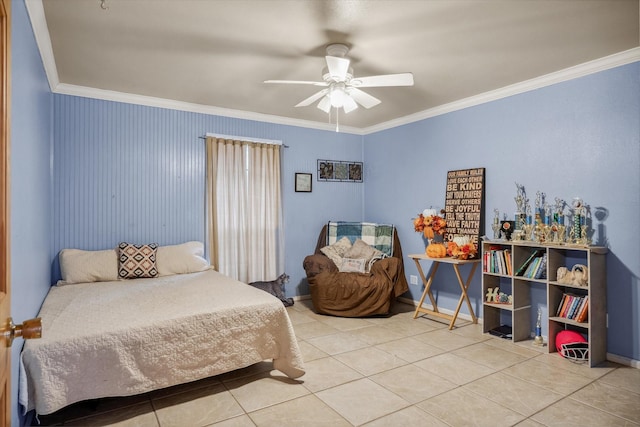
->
[329,82,350,108]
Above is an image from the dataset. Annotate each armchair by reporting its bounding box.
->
[303,222,409,317]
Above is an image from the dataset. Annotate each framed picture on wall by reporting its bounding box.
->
[317,159,363,182]
[349,163,362,181]
[318,161,334,180]
[295,173,312,192]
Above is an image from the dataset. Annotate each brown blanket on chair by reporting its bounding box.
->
[303,225,409,317]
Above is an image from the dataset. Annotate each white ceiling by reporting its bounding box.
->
[29,0,640,133]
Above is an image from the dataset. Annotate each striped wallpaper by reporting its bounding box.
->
[51,94,365,287]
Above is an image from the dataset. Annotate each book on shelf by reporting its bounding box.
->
[573,297,587,320]
[567,295,581,319]
[559,295,573,317]
[574,295,589,321]
[533,253,547,279]
[523,256,542,278]
[556,294,570,316]
[504,249,512,275]
[562,294,579,317]
[491,251,498,273]
[515,249,544,276]
[555,295,565,316]
[573,296,589,322]
[484,245,502,273]
[556,293,589,321]
[497,251,506,274]
[484,246,511,275]
[576,297,589,322]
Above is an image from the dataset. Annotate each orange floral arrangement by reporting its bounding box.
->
[413,209,447,239]
[446,240,478,260]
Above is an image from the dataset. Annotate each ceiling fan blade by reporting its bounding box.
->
[295,89,328,107]
[317,96,332,113]
[349,88,381,109]
[325,56,350,81]
[264,80,328,86]
[343,96,358,113]
[350,73,414,87]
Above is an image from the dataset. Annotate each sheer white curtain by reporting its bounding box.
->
[205,137,282,283]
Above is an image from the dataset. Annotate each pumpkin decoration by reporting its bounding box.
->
[453,235,471,247]
[446,237,478,260]
[426,242,447,258]
[422,208,438,217]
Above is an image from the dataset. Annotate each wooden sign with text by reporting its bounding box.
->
[444,168,485,245]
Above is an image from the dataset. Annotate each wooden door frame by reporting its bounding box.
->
[0,0,11,425]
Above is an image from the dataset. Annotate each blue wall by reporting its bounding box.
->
[365,62,640,362]
[51,96,365,297]
[10,2,640,423]
[10,1,53,425]
[52,63,640,363]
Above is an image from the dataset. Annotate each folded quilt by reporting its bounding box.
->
[327,221,394,257]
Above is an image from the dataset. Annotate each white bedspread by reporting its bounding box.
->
[19,270,305,415]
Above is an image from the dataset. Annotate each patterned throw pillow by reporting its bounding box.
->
[118,242,159,279]
[320,236,352,268]
[339,258,367,273]
[343,239,387,273]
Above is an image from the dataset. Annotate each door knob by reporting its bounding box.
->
[2,317,42,347]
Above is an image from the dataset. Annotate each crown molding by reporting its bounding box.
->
[362,47,640,135]
[25,0,638,136]
[24,0,59,91]
[54,84,364,135]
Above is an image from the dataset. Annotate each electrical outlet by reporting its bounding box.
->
[410,275,418,285]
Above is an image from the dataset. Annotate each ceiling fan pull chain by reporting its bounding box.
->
[336,108,340,133]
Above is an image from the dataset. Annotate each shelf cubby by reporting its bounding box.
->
[482,240,607,367]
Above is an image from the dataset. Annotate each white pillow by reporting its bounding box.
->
[339,258,366,273]
[343,239,386,272]
[156,241,210,276]
[320,236,352,267]
[58,248,119,285]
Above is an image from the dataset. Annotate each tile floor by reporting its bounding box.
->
[34,301,640,426]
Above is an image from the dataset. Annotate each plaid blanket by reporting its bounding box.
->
[327,222,395,257]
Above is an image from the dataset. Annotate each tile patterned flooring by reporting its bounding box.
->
[35,301,640,426]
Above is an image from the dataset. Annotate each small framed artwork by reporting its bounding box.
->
[318,161,334,180]
[295,173,312,192]
[317,159,363,182]
[349,163,362,181]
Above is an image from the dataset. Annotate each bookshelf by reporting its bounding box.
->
[481,240,607,367]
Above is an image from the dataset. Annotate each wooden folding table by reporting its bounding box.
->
[409,254,480,329]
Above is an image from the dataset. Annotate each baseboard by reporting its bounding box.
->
[292,294,311,301]
[606,352,640,369]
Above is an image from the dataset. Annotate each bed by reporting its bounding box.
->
[19,242,305,416]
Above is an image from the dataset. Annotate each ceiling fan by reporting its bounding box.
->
[264,44,414,115]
